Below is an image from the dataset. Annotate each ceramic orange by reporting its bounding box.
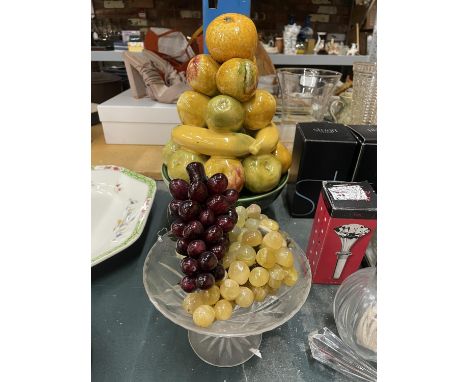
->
[206,94,245,133]
[243,90,277,130]
[186,54,220,97]
[216,58,258,102]
[206,13,258,63]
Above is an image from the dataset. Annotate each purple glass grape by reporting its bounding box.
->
[196,272,215,290]
[206,194,230,215]
[198,251,218,271]
[186,162,207,183]
[224,189,239,205]
[180,276,197,292]
[170,219,185,238]
[188,180,208,203]
[178,200,201,222]
[187,239,206,258]
[227,208,238,224]
[176,238,190,256]
[218,234,230,248]
[211,264,226,281]
[199,208,215,227]
[182,220,204,240]
[169,179,189,200]
[207,173,228,194]
[169,199,183,216]
[204,225,223,244]
[210,244,226,260]
[180,257,199,276]
[216,215,235,233]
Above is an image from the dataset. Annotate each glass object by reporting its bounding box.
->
[298,16,314,43]
[368,25,377,63]
[275,37,283,53]
[329,91,353,124]
[295,41,306,54]
[351,62,377,125]
[308,327,377,382]
[333,267,377,362]
[143,232,312,367]
[277,68,341,150]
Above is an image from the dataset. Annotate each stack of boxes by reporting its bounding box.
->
[287,122,377,218]
[287,121,377,284]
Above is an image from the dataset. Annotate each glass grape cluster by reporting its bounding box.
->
[169,162,239,293]
[181,203,299,328]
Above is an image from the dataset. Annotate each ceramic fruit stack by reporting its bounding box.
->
[164,13,292,195]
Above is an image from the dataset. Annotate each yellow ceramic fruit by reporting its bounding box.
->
[167,149,205,182]
[204,156,245,192]
[272,142,292,174]
[176,90,210,127]
[243,90,276,130]
[186,54,220,97]
[206,95,245,133]
[249,123,280,155]
[206,13,258,63]
[162,139,180,165]
[216,58,258,102]
[243,154,282,193]
[171,125,256,157]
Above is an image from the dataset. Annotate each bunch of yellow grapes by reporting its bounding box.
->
[182,203,299,328]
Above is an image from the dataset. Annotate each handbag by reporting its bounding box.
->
[144,27,197,72]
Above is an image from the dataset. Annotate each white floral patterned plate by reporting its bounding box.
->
[91,165,157,266]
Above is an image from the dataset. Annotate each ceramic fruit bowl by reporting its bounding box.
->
[161,164,288,210]
[142,232,311,367]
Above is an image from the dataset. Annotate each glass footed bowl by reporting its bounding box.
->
[143,232,312,367]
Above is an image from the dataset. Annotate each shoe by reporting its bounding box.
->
[123,50,189,103]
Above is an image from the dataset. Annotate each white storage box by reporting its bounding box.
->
[97,89,180,145]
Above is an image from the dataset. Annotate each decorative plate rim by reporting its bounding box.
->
[91,165,157,267]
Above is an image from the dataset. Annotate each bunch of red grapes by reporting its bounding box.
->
[169,162,239,293]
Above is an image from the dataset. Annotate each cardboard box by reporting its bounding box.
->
[307,181,377,284]
[347,125,377,192]
[287,122,359,218]
[97,89,180,145]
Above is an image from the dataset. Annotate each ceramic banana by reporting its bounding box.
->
[249,122,280,155]
[171,125,256,157]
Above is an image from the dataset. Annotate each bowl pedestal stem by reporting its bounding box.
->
[188,331,263,367]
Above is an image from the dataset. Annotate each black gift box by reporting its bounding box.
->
[347,125,377,192]
[287,122,360,218]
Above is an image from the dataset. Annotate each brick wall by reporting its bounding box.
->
[252,0,353,36]
[93,0,353,40]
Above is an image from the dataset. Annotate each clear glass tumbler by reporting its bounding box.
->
[277,68,341,151]
[351,62,377,125]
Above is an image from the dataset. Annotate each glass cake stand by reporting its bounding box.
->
[142,233,312,367]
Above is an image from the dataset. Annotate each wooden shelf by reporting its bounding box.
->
[91,50,369,66]
[269,54,370,66]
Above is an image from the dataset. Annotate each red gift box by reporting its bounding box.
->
[307,181,377,284]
